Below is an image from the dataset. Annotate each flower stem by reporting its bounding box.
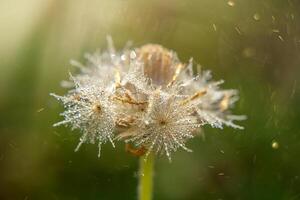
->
[138,154,155,200]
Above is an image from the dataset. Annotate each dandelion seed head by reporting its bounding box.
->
[51,39,245,160]
[51,78,116,157]
[119,90,200,160]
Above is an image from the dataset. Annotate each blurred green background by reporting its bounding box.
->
[1,0,300,199]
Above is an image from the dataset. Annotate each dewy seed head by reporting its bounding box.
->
[51,39,245,160]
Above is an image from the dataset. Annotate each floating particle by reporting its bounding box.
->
[278,35,284,42]
[253,155,256,164]
[235,27,242,35]
[253,13,261,21]
[272,141,279,149]
[53,131,61,137]
[290,80,297,98]
[218,172,225,176]
[291,14,295,20]
[227,1,235,7]
[212,23,217,31]
[272,16,276,23]
[272,29,280,33]
[37,108,45,113]
[9,142,17,150]
[242,47,256,58]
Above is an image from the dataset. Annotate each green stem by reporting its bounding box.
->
[138,154,155,200]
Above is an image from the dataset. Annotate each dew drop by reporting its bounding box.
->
[121,54,126,61]
[272,141,279,149]
[130,51,137,59]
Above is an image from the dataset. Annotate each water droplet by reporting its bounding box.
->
[121,54,126,61]
[130,51,136,59]
[272,141,279,149]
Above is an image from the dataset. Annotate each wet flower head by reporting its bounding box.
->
[51,38,245,161]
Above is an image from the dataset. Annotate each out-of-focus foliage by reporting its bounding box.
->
[0,0,299,199]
